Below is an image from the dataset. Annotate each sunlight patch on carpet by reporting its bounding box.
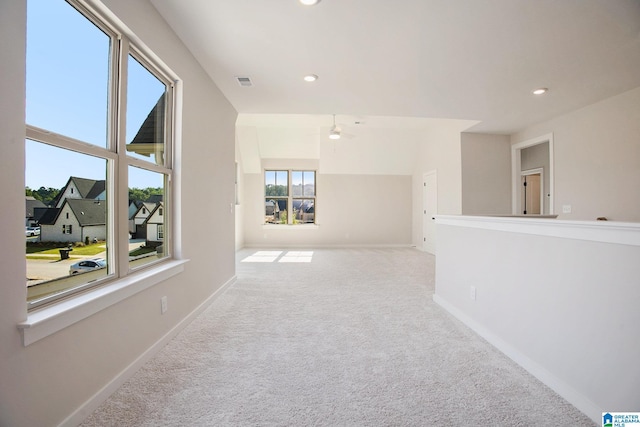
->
[241,251,283,263]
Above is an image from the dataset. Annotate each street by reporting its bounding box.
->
[26,240,145,285]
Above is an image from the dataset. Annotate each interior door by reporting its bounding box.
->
[423,171,437,254]
[521,173,541,214]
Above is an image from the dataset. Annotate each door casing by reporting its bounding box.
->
[422,170,437,254]
[512,134,554,215]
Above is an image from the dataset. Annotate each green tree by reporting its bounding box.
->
[26,186,60,206]
[128,187,163,202]
[265,184,287,197]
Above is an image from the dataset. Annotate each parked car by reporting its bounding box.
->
[25,226,40,236]
[69,258,107,275]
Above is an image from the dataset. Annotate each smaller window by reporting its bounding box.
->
[159,207,163,216]
[264,170,315,224]
[66,212,69,219]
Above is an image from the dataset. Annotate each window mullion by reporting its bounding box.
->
[115,36,130,278]
[127,157,171,176]
[287,171,293,224]
[25,126,116,161]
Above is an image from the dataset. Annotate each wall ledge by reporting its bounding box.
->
[262,224,320,230]
[435,215,640,247]
[18,259,190,346]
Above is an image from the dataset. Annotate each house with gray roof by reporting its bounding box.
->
[39,199,106,243]
[126,93,165,166]
[129,202,158,239]
[53,176,106,208]
[142,202,164,247]
[25,196,46,227]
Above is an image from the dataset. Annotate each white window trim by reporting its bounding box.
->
[262,223,320,230]
[19,0,185,341]
[264,169,317,225]
[18,259,189,346]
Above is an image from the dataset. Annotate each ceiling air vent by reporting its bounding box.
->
[235,76,253,87]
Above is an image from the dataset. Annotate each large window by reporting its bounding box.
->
[25,0,175,309]
[265,170,315,224]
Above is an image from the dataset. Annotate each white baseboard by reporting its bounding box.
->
[59,275,237,427]
[241,243,414,249]
[432,294,601,425]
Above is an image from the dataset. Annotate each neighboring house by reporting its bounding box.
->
[129,202,157,239]
[128,200,143,236]
[25,196,46,226]
[128,200,142,220]
[145,194,163,205]
[265,200,277,222]
[35,176,107,242]
[39,199,106,243]
[126,93,165,166]
[53,176,106,208]
[143,202,164,245]
[292,200,314,223]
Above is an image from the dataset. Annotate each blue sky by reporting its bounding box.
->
[26,0,166,190]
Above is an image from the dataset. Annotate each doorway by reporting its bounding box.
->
[422,171,437,254]
[511,134,554,215]
[521,168,543,215]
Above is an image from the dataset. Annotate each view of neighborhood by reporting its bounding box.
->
[264,170,316,224]
[264,198,315,224]
[26,176,166,303]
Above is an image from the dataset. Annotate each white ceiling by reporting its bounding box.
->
[150,0,640,135]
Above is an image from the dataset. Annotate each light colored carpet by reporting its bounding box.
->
[81,248,595,426]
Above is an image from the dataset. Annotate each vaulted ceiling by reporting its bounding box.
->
[150,0,640,142]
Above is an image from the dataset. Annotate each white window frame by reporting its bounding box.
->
[19,0,186,345]
[264,169,316,225]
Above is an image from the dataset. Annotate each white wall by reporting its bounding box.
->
[461,132,511,215]
[411,120,478,247]
[236,116,478,250]
[236,119,422,249]
[242,172,412,247]
[512,86,640,222]
[434,216,640,423]
[0,1,237,426]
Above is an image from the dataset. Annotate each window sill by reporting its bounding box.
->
[262,224,319,230]
[18,259,189,346]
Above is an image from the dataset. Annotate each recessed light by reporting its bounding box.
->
[300,0,321,5]
[303,74,318,82]
[532,88,548,95]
